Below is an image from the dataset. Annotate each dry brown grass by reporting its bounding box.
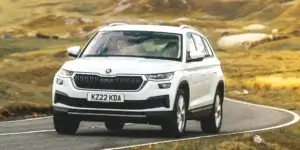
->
[270,0,300,31]
[0,37,86,120]
[0,48,67,119]
[0,0,288,37]
[253,36,300,51]
[129,130,295,150]
[217,50,300,110]
[240,2,290,22]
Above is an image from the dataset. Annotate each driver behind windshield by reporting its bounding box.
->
[81,31,181,60]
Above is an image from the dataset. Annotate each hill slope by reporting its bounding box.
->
[0,0,293,24]
[271,0,300,31]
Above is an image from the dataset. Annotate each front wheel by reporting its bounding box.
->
[53,114,80,135]
[161,89,187,138]
[200,89,223,133]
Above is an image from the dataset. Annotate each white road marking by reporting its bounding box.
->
[0,130,55,136]
[0,116,53,124]
[0,123,134,136]
[103,98,300,150]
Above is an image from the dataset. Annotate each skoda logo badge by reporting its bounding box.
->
[105,68,112,74]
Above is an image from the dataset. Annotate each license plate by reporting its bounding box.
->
[87,93,124,102]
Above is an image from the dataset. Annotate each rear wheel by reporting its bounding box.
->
[105,120,125,131]
[161,89,187,138]
[200,89,223,133]
[53,114,80,135]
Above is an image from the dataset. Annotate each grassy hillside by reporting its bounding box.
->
[271,0,300,31]
[0,37,86,119]
[239,3,290,22]
[1,0,298,37]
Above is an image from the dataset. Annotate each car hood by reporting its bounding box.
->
[61,57,184,75]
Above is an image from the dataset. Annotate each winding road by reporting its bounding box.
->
[0,98,298,150]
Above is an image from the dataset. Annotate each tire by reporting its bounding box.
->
[53,114,80,135]
[161,89,187,138]
[200,89,223,133]
[105,120,125,131]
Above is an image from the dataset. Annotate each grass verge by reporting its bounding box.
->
[128,124,299,150]
[0,37,86,120]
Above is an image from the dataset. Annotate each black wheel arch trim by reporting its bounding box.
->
[217,80,225,103]
[177,80,190,108]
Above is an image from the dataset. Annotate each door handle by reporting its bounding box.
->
[201,72,206,76]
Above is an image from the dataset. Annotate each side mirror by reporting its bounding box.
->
[189,51,205,61]
[67,46,81,57]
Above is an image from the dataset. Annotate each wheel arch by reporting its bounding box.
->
[177,80,190,109]
[216,80,225,103]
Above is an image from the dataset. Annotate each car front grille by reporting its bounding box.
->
[73,74,144,91]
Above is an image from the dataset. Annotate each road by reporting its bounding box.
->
[0,98,298,150]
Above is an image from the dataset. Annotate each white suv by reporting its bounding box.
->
[52,23,225,137]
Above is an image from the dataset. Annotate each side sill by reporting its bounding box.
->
[187,104,213,120]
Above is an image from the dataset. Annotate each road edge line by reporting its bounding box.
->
[104,98,300,150]
[0,129,55,136]
[0,123,121,136]
[0,116,53,124]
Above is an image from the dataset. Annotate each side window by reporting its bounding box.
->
[191,34,208,56]
[186,33,197,59]
[202,38,214,56]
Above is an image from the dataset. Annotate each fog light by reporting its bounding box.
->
[56,78,64,85]
[158,83,171,89]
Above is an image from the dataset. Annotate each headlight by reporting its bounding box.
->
[57,69,74,78]
[146,72,174,81]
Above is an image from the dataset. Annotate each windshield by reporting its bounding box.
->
[79,31,182,60]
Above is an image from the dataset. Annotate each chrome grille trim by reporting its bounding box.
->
[71,73,147,92]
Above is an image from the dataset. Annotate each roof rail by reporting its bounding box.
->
[108,22,129,27]
[179,25,197,31]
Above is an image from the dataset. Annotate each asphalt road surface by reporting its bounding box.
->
[0,99,298,150]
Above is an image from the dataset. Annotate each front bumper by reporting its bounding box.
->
[52,75,180,112]
[53,106,173,124]
[54,91,170,110]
